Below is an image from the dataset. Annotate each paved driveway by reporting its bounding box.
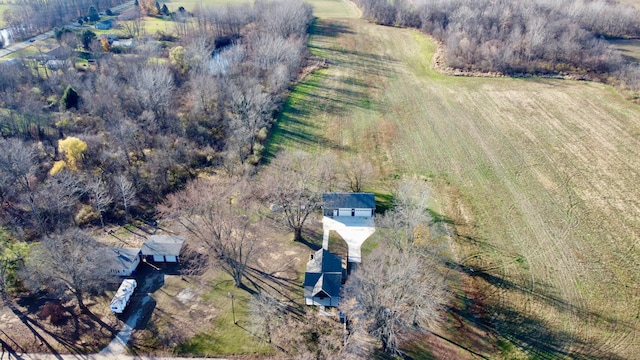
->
[322,216,375,263]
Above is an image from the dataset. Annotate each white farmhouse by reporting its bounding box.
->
[303,249,344,307]
[101,248,141,276]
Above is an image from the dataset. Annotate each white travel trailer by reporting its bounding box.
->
[110,279,137,314]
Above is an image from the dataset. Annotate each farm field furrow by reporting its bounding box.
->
[274,3,640,357]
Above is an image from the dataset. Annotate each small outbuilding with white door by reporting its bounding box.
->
[322,192,376,218]
[141,235,185,263]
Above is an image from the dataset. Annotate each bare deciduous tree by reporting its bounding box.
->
[0,138,38,204]
[160,178,259,287]
[119,6,144,38]
[341,155,375,193]
[377,178,432,248]
[38,170,85,231]
[21,228,116,312]
[260,151,332,242]
[113,173,137,221]
[134,65,175,121]
[249,292,286,344]
[87,175,113,228]
[227,78,275,163]
[340,243,447,356]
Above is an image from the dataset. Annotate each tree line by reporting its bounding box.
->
[355,0,640,92]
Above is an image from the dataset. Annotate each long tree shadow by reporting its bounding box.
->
[445,260,631,359]
[4,301,63,359]
[310,18,355,38]
[243,266,305,318]
[0,329,26,359]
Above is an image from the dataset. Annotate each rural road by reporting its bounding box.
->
[0,0,134,58]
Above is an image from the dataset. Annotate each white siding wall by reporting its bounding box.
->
[305,296,340,307]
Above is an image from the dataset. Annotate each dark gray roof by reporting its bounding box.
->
[304,249,342,298]
[103,247,140,270]
[322,192,375,209]
[304,272,342,298]
[141,235,185,256]
[305,249,342,274]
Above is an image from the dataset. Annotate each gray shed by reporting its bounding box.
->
[141,235,185,263]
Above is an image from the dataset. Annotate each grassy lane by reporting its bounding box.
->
[272,3,640,358]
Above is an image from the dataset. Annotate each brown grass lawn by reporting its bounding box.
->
[270,6,640,358]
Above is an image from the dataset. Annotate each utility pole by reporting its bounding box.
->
[229,292,236,324]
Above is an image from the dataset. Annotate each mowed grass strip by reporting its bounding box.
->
[276,12,640,359]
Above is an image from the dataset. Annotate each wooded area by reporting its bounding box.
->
[356,0,640,93]
[0,0,313,240]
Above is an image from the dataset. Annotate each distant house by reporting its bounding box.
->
[45,60,67,70]
[112,40,134,47]
[102,247,141,276]
[99,33,118,43]
[95,20,112,30]
[141,235,185,263]
[303,249,344,307]
[322,192,376,218]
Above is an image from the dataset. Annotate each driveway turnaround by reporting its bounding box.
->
[322,216,375,263]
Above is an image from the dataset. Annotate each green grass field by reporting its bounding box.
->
[177,278,274,355]
[269,1,640,358]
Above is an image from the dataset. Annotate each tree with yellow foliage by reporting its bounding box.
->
[50,137,87,175]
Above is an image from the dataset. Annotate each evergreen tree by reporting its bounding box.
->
[61,86,79,110]
[88,6,99,22]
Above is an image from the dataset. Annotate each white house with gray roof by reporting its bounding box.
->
[102,247,141,276]
[303,249,344,307]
